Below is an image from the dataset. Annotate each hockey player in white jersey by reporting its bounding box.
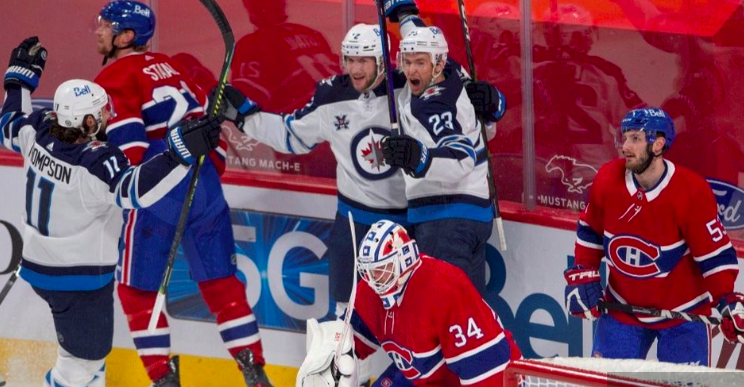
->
[381,25,494,295]
[219,24,409,320]
[1,37,222,387]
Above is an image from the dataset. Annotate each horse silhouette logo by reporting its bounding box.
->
[546,155,598,194]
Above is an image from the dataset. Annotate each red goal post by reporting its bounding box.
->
[504,358,744,387]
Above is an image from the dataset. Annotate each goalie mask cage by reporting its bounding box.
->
[504,357,744,387]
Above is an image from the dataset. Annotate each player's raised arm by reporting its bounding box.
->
[1,37,48,154]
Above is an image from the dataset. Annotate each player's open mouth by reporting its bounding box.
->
[410,79,421,87]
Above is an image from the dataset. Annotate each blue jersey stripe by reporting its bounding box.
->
[408,202,493,224]
[20,266,114,291]
[447,337,511,381]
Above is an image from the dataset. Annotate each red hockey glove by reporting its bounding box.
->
[717,292,744,344]
[564,265,602,320]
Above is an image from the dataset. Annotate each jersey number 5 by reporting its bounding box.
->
[449,318,484,348]
[25,169,54,236]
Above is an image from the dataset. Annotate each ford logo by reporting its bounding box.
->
[708,179,744,230]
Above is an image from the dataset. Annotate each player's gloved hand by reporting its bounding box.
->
[465,80,506,123]
[297,319,359,387]
[564,265,602,320]
[381,135,431,178]
[209,84,260,132]
[167,115,224,165]
[384,0,420,23]
[717,292,744,344]
[5,36,47,92]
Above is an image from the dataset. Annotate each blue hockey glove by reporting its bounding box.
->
[384,0,420,23]
[167,115,224,165]
[210,84,260,132]
[717,292,744,344]
[5,36,47,92]
[380,135,431,178]
[564,265,602,320]
[465,80,506,123]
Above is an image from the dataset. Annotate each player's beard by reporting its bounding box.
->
[625,145,655,175]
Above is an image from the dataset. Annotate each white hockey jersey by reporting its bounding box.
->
[1,87,189,291]
[397,66,493,224]
[240,74,409,225]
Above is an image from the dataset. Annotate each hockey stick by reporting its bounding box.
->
[0,220,23,308]
[374,0,401,136]
[456,0,507,251]
[598,301,721,326]
[333,211,359,378]
[148,0,235,332]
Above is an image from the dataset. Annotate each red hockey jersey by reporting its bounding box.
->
[351,256,521,386]
[575,159,738,328]
[94,52,225,171]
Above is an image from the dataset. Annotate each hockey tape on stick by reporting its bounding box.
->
[456,0,506,250]
[598,301,721,325]
[149,0,235,333]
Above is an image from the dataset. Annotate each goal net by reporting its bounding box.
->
[504,357,744,387]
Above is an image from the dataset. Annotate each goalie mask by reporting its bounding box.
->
[53,80,111,138]
[357,220,420,309]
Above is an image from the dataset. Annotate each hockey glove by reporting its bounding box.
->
[465,80,506,123]
[717,292,744,344]
[297,319,358,387]
[384,0,420,23]
[5,36,47,92]
[381,135,431,178]
[167,115,224,165]
[564,265,602,320]
[210,84,260,132]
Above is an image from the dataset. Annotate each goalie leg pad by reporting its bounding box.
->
[198,275,264,364]
[117,283,171,381]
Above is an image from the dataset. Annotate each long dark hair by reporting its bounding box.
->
[49,114,94,143]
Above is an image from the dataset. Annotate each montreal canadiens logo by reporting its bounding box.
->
[382,341,421,379]
[351,126,397,180]
[607,236,662,278]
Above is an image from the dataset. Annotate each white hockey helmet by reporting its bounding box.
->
[53,79,109,135]
[341,23,386,71]
[357,220,420,309]
[399,26,449,68]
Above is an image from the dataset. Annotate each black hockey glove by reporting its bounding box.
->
[383,0,420,23]
[5,37,47,92]
[209,84,260,132]
[381,135,431,178]
[167,115,224,165]
[465,80,506,123]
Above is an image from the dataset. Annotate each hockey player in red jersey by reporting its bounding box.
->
[93,1,271,386]
[297,220,521,386]
[565,107,744,365]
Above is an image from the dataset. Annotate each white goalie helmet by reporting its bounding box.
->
[399,26,449,68]
[341,23,386,71]
[357,220,420,309]
[53,79,109,134]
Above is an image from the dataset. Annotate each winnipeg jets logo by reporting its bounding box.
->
[420,85,445,101]
[84,141,105,152]
[351,127,396,181]
[319,75,336,87]
[334,114,350,130]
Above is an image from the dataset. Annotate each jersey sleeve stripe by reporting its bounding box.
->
[284,115,317,152]
[702,263,739,278]
[350,312,380,350]
[576,221,603,246]
[575,237,603,250]
[106,117,144,133]
[446,334,512,383]
[445,333,504,363]
[694,242,734,262]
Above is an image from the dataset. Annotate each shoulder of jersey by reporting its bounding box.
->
[312,74,359,105]
[98,52,163,77]
[411,70,463,114]
[593,158,626,188]
[414,256,464,291]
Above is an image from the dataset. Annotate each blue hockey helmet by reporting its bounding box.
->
[100,1,156,46]
[620,108,675,149]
